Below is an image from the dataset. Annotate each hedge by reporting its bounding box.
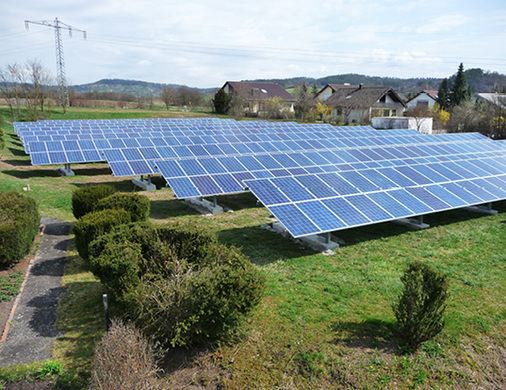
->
[72,185,115,220]
[0,191,40,266]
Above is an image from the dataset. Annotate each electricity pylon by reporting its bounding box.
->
[25,17,86,113]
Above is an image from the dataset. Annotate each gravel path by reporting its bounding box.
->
[0,217,71,367]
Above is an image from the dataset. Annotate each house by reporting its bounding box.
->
[220,81,296,115]
[475,93,506,109]
[406,90,438,109]
[324,85,406,124]
[315,83,359,101]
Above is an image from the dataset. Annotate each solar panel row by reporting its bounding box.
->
[14,118,506,238]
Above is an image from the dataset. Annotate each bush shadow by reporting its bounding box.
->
[330,318,398,354]
[27,286,68,338]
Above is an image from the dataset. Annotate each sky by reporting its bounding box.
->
[2,0,506,88]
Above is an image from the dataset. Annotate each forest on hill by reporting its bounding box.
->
[71,68,506,97]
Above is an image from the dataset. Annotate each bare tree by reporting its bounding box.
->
[26,59,53,112]
[161,85,178,110]
[0,63,27,118]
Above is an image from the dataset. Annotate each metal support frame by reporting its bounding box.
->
[394,215,430,230]
[58,163,74,176]
[185,197,224,214]
[464,202,498,215]
[132,174,156,191]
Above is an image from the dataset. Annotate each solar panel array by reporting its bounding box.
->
[15,118,506,238]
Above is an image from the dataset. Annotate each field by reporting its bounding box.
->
[0,105,505,389]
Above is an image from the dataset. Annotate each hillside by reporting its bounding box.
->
[71,78,216,96]
[252,69,506,95]
[71,69,506,98]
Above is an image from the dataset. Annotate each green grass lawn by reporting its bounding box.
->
[0,106,504,389]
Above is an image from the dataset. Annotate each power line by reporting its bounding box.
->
[24,17,86,112]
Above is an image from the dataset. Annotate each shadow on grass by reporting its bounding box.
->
[7,147,28,157]
[332,202,506,247]
[150,199,200,219]
[209,192,262,212]
[218,225,317,266]
[2,168,61,178]
[331,318,398,354]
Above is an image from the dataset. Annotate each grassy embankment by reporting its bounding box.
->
[0,105,504,389]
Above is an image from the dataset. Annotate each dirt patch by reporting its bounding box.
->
[2,378,55,390]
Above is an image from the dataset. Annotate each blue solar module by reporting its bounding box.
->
[109,161,134,177]
[179,159,207,176]
[387,189,433,215]
[294,175,338,198]
[212,174,244,193]
[322,197,370,227]
[405,187,450,211]
[297,201,346,231]
[269,204,320,237]
[170,177,201,198]
[345,194,394,222]
[190,175,222,195]
[366,192,413,219]
[275,177,315,202]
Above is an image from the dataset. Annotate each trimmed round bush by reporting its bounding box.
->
[0,191,40,266]
[90,241,143,297]
[73,208,131,261]
[72,185,115,220]
[156,221,217,265]
[95,192,150,222]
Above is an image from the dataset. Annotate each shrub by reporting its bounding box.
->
[90,241,143,297]
[95,192,150,222]
[89,319,162,390]
[73,208,131,261]
[156,221,217,265]
[71,185,115,220]
[124,244,265,347]
[392,260,449,351]
[0,191,40,266]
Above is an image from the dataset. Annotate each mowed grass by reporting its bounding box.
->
[1,106,505,389]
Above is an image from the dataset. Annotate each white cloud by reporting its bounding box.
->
[1,0,505,86]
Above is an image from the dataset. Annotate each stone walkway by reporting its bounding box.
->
[0,217,71,367]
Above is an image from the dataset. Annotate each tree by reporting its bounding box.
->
[160,85,177,110]
[450,63,471,107]
[293,82,314,121]
[262,96,283,119]
[0,63,26,118]
[26,60,53,113]
[404,105,433,132]
[315,101,332,123]
[177,86,203,108]
[431,103,450,129]
[212,88,232,114]
[437,78,449,110]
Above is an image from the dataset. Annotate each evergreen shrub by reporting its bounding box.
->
[0,191,40,266]
[73,208,131,261]
[393,260,449,351]
[95,192,150,222]
[71,185,115,220]
[90,221,265,347]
